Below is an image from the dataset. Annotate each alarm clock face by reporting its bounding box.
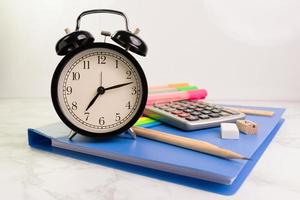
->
[51,43,147,137]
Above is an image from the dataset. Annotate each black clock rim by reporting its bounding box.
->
[51,42,148,138]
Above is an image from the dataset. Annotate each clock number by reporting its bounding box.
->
[66,86,72,95]
[72,72,80,80]
[99,117,105,125]
[126,71,132,79]
[83,60,90,69]
[131,86,137,95]
[84,112,90,121]
[125,101,131,110]
[115,60,118,68]
[115,113,121,121]
[98,55,106,64]
[71,101,77,110]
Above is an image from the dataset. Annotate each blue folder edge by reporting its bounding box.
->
[27,118,284,195]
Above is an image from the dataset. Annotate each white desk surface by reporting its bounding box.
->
[1,99,299,200]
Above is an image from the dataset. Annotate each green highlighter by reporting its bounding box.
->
[148,85,198,94]
[134,117,156,126]
[177,85,198,91]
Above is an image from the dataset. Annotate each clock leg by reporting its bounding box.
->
[125,128,136,139]
[68,130,77,140]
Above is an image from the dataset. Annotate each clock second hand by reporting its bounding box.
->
[100,71,102,87]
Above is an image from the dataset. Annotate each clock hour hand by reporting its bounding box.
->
[85,93,100,111]
[105,82,133,91]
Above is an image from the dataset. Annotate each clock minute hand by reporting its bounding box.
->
[105,82,133,91]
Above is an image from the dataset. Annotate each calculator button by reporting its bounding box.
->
[174,104,183,109]
[178,113,189,118]
[205,106,213,110]
[195,108,203,112]
[169,105,176,108]
[175,103,185,107]
[220,112,230,116]
[191,111,201,116]
[184,109,193,113]
[185,116,199,121]
[187,105,196,109]
[199,114,210,119]
[212,109,221,113]
[173,102,182,105]
[171,110,183,115]
[176,106,186,111]
[164,108,176,112]
[179,100,189,104]
[178,103,188,107]
[209,113,220,118]
[197,104,206,108]
[191,102,199,106]
[201,110,211,114]
[158,106,169,110]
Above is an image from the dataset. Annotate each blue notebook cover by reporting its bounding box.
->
[28,106,285,195]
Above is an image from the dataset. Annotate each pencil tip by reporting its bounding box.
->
[242,157,251,160]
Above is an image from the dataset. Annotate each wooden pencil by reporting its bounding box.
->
[132,126,249,160]
[227,107,274,117]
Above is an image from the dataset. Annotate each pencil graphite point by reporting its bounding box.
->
[241,157,251,160]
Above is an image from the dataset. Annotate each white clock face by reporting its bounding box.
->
[56,47,144,134]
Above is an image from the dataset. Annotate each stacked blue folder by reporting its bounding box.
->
[28,105,285,195]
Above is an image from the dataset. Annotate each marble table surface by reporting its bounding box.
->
[0,98,299,200]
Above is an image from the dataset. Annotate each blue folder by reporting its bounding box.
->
[28,105,285,195]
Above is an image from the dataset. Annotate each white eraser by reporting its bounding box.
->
[221,123,240,139]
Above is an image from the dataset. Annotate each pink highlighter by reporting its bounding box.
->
[147,89,207,105]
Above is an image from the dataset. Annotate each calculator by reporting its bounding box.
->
[144,100,246,131]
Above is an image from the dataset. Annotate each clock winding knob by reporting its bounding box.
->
[64,28,71,34]
[101,31,111,42]
[133,28,140,35]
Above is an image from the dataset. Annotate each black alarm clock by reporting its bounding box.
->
[51,9,148,139]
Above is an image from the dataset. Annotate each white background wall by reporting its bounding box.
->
[1,0,300,100]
